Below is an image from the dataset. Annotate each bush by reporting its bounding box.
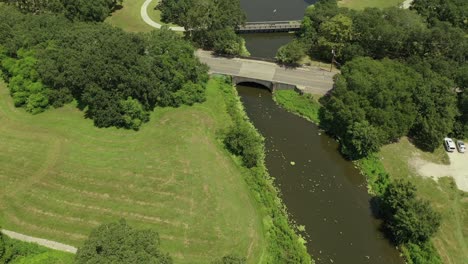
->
[401,241,442,264]
[224,123,264,168]
[276,40,306,65]
[76,219,172,264]
[212,254,246,264]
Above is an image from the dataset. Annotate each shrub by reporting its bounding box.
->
[276,40,306,65]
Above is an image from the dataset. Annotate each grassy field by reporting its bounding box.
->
[105,0,154,32]
[339,0,404,9]
[105,0,178,32]
[0,79,265,263]
[378,138,468,264]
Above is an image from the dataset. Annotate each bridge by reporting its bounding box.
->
[237,21,302,33]
[196,50,336,95]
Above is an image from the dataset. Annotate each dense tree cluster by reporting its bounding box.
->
[76,219,172,264]
[411,0,467,31]
[158,0,249,56]
[281,0,467,156]
[1,0,122,21]
[0,7,208,129]
[320,57,458,158]
[212,254,246,264]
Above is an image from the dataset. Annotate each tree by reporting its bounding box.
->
[381,180,441,245]
[211,28,249,56]
[0,230,5,260]
[411,0,468,30]
[276,40,306,65]
[76,219,172,264]
[212,254,246,264]
[224,122,264,168]
[62,0,122,22]
[119,97,150,131]
[316,13,353,59]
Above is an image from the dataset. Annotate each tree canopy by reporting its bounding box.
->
[0,7,209,129]
[76,219,172,264]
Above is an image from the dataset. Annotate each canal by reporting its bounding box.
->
[235,85,405,264]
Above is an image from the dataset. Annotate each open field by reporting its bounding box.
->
[339,0,404,9]
[379,138,468,264]
[0,79,265,263]
[105,0,154,32]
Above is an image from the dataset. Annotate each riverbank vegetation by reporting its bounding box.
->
[275,0,467,262]
[157,0,249,56]
[0,231,73,263]
[0,5,208,130]
[0,75,267,263]
[218,76,312,263]
[338,0,404,9]
[273,90,321,124]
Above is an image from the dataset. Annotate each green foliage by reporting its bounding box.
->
[217,77,312,263]
[212,254,246,264]
[0,234,73,264]
[224,122,264,168]
[1,49,50,114]
[158,0,248,56]
[401,242,442,264]
[273,90,321,124]
[276,40,306,65]
[0,8,208,129]
[411,0,468,31]
[381,180,441,245]
[119,97,149,131]
[76,219,172,264]
[356,154,390,195]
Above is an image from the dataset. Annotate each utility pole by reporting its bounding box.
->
[330,49,335,72]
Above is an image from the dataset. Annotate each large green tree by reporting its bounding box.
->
[76,220,172,264]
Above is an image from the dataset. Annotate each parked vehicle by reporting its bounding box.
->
[444,138,456,152]
[456,140,465,153]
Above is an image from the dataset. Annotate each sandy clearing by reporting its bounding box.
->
[411,152,468,192]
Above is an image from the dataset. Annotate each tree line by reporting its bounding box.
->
[0,6,209,130]
[157,0,249,56]
[1,0,122,21]
[278,0,467,158]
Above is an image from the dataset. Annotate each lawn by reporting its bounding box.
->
[0,79,265,263]
[338,0,404,9]
[378,138,468,264]
[273,90,322,124]
[105,0,178,32]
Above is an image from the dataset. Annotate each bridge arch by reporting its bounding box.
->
[232,76,274,92]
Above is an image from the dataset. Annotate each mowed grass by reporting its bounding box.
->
[378,138,468,264]
[105,0,178,32]
[0,79,265,263]
[273,90,321,124]
[105,0,154,32]
[339,0,404,9]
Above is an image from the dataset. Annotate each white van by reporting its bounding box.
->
[444,138,456,152]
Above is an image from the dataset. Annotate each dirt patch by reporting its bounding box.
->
[410,152,468,192]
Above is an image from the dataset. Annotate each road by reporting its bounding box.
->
[1,229,77,254]
[196,50,336,95]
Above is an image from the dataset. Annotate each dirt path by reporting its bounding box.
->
[1,229,77,254]
[411,152,468,192]
[141,0,185,31]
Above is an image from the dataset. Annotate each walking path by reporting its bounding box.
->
[141,0,185,31]
[1,229,77,254]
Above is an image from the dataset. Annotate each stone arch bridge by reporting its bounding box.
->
[196,50,336,95]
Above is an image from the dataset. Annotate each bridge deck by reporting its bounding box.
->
[196,50,336,95]
[237,21,302,33]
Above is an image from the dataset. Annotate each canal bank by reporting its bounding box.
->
[236,84,404,264]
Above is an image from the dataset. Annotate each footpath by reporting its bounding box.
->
[1,229,77,254]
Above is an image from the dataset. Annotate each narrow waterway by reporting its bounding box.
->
[236,84,404,264]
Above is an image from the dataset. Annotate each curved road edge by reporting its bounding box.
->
[1,229,77,254]
[141,0,185,31]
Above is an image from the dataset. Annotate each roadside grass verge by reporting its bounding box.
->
[338,0,404,9]
[1,236,74,264]
[363,138,468,264]
[273,90,321,125]
[0,79,265,264]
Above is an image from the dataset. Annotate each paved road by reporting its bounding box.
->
[1,229,77,254]
[141,0,185,31]
[196,50,336,95]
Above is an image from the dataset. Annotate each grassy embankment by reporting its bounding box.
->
[1,236,74,264]
[0,79,266,263]
[274,90,467,264]
[338,0,404,9]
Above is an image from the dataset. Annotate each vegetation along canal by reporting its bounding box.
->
[236,84,405,264]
